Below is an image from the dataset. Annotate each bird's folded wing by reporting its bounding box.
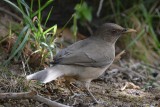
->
[52,38,113,67]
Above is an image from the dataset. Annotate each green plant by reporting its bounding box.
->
[72,1,92,40]
[125,3,160,63]
[3,0,57,66]
[107,0,160,63]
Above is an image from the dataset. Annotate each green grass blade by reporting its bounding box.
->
[43,24,57,35]
[3,0,23,14]
[126,29,145,49]
[149,26,160,47]
[31,0,53,18]
[41,42,53,59]
[4,28,31,65]
[38,0,41,22]
[30,0,33,17]
[4,0,35,28]
[10,25,29,55]
[20,0,30,16]
[44,6,53,27]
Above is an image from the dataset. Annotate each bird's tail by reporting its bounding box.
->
[26,65,65,83]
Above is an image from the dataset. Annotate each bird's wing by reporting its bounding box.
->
[52,38,114,67]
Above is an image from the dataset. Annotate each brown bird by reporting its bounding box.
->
[26,23,136,103]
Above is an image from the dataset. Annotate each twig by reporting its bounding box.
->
[96,0,104,17]
[83,22,93,35]
[114,50,126,62]
[0,91,70,107]
[121,82,140,91]
[58,14,74,35]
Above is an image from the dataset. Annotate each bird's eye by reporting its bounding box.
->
[123,29,127,32]
[111,29,117,33]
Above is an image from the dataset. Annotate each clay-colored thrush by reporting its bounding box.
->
[26,23,136,103]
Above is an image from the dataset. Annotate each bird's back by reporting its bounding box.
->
[52,37,115,67]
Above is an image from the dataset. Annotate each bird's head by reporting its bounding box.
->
[94,23,136,44]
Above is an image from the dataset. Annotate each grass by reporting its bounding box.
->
[3,0,57,67]
[106,0,160,64]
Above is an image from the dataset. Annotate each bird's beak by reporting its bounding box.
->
[123,28,137,33]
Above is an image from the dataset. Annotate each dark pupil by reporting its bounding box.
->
[112,30,116,33]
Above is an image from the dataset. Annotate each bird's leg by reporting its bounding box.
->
[84,81,99,104]
[65,80,74,95]
[65,79,83,98]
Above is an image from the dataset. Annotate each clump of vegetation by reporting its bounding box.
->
[72,1,92,40]
[103,0,160,64]
[3,0,57,68]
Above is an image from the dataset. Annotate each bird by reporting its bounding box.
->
[26,23,136,103]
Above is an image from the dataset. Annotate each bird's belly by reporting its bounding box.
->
[61,64,111,82]
[77,65,111,81]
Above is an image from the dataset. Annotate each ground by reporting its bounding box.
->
[0,46,160,107]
